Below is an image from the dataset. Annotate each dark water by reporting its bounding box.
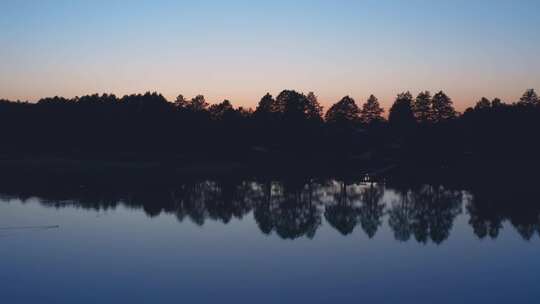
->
[1,179,539,304]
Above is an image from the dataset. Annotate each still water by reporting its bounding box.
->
[1,179,539,303]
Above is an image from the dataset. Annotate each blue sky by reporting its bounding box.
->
[1,0,539,110]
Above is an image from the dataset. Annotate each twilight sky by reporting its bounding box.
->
[1,0,539,111]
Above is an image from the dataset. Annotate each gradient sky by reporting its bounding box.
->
[1,0,539,110]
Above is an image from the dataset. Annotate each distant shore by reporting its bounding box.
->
[0,156,537,190]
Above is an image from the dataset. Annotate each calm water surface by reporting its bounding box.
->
[1,179,539,303]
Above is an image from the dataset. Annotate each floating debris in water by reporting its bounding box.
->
[0,225,59,230]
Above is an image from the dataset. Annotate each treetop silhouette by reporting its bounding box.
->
[360,94,385,125]
[388,91,416,132]
[518,89,539,106]
[0,88,539,162]
[431,91,456,122]
[413,91,432,123]
[325,95,360,126]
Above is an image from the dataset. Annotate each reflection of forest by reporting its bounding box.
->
[465,184,540,241]
[387,185,463,244]
[2,179,539,243]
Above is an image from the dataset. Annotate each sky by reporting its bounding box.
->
[1,0,539,111]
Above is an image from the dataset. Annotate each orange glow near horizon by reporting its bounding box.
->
[2,1,539,112]
[2,87,534,113]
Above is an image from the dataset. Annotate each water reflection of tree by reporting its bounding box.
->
[388,185,462,244]
[172,181,254,225]
[323,182,386,238]
[5,177,540,242]
[358,184,385,238]
[465,184,540,241]
[324,182,363,235]
[466,194,504,239]
[388,189,415,242]
[254,179,321,239]
[507,206,540,241]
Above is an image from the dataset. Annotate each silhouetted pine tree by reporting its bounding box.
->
[389,91,416,132]
[413,91,432,123]
[188,95,209,112]
[360,95,384,125]
[325,96,360,126]
[277,90,306,117]
[491,97,504,108]
[254,93,276,115]
[518,89,539,106]
[209,100,234,120]
[174,94,189,108]
[431,91,456,122]
[474,97,491,110]
[306,92,324,122]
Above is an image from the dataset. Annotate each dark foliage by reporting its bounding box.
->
[1,166,539,243]
[388,91,416,137]
[1,88,539,164]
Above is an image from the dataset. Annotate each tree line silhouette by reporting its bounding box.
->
[1,88,539,163]
[2,177,539,243]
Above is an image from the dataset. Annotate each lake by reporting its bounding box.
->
[1,178,539,303]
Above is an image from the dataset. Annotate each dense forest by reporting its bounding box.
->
[1,88,539,165]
